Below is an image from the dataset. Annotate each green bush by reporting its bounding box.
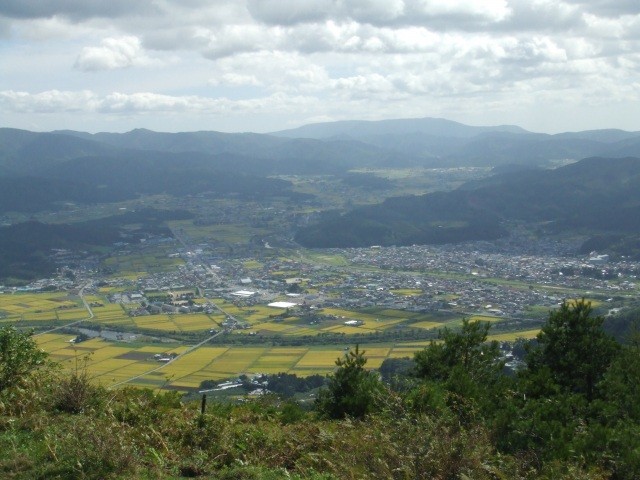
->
[315,345,383,419]
[0,326,48,393]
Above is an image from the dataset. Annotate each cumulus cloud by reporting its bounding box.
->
[247,0,333,25]
[500,0,584,32]
[2,0,640,132]
[199,25,281,59]
[565,0,640,17]
[339,0,406,25]
[207,51,330,93]
[74,36,148,71]
[247,0,510,28]
[0,0,154,20]
[209,73,262,87]
[0,89,98,112]
[402,0,511,24]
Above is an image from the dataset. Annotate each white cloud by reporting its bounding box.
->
[340,0,406,24]
[331,73,396,96]
[499,0,584,32]
[405,0,511,23]
[247,0,510,28]
[74,36,149,71]
[1,0,640,133]
[0,89,321,117]
[209,73,262,87]
[200,25,283,59]
[208,51,331,93]
[247,0,333,25]
[0,89,98,112]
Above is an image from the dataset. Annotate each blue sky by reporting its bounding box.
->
[1,0,639,133]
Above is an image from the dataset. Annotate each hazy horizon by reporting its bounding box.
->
[5,115,639,137]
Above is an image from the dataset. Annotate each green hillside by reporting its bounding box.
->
[296,157,640,249]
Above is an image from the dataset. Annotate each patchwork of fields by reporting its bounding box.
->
[0,292,85,323]
[35,334,423,390]
[3,289,542,391]
[35,328,541,392]
[2,290,540,338]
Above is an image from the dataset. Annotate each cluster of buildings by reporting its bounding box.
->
[97,231,637,326]
[23,218,637,332]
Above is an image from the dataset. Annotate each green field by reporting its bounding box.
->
[102,250,183,277]
[167,220,270,245]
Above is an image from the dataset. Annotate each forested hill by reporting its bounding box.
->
[273,116,528,139]
[0,209,193,283]
[295,157,640,249]
[273,117,640,165]
[1,127,385,174]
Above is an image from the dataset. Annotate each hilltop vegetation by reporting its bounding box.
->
[1,301,639,479]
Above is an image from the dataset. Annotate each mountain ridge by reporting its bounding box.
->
[4,117,640,174]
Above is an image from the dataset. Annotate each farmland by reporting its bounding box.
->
[6,220,635,396]
[34,319,539,392]
[35,333,426,390]
[2,164,637,395]
[5,245,628,394]
[0,292,84,324]
[0,287,450,391]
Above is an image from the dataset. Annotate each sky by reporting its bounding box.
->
[1,0,639,134]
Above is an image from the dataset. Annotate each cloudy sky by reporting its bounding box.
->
[1,0,639,134]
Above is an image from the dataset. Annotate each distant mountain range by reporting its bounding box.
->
[2,118,640,259]
[1,118,639,218]
[1,116,639,182]
[273,117,528,138]
[274,117,640,166]
[295,156,640,254]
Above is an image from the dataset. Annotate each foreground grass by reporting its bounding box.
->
[0,368,607,480]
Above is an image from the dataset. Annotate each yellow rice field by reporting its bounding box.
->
[412,321,443,330]
[0,292,81,322]
[0,289,542,391]
[34,334,434,391]
[488,329,540,341]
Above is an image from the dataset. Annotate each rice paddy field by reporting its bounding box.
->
[224,305,463,337]
[166,220,270,245]
[34,333,427,391]
[1,289,536,340]
[102,250,184,278]
[5,289,543,392]
[0,292,84,324]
